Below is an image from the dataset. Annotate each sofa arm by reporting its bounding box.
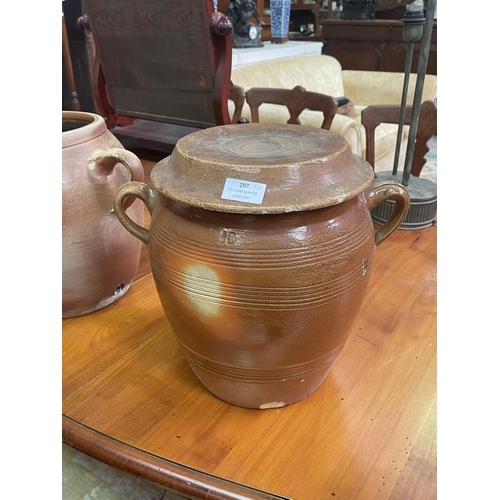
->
[299,110,363,156]
[285,107,363,156]
[328,114,363,156]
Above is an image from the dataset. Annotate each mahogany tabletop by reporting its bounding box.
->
[62,199,437,499]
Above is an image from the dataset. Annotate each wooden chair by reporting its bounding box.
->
[245,85,338,130]
[79,0,244,154]
[361,100,437,177]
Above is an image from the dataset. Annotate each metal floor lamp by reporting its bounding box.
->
[371,0,437,230]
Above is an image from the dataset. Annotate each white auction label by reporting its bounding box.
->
[221,178,267,205]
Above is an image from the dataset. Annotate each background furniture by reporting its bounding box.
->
[288,0,321,37]
[321,0,424,22]
[245,85,338,129]
[230,53,437,173]
[321,19,437,74]
[362,100,437,177]
[62,2,80,111]
[81,0,235,154]
[375,0,414,19]
[62,160,437,498]
[62,0,96,112]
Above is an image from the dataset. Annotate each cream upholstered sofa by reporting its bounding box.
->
[230,54,437,173]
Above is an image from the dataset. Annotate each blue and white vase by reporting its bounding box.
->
[270,0,291,43]
[213,0,218,12]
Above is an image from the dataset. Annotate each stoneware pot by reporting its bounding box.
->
[62,111,144,318]
[113,124,409,409]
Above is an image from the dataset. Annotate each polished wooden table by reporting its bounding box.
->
[62,190,436,499]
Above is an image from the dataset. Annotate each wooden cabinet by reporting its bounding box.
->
[289,0,321,36]
[258,0,271,40]
[321,19,437,74]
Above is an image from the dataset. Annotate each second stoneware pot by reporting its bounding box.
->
[113,124,409,409]
[62,111,144,318]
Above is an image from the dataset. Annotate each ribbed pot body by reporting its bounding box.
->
[62,111,144,318]
[148,193,375,408]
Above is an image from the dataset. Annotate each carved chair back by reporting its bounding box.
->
[245,85,338,130]
[361,100,437,177]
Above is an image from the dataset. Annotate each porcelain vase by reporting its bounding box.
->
[270,0,291,43]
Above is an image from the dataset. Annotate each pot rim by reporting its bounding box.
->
[62,111,107,148]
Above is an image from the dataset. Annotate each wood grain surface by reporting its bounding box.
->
[63,161,436,499]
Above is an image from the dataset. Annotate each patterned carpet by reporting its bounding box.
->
[62,443,183,499]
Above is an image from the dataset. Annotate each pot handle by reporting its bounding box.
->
[366,180,410,245]
[113,181,160,245]
[88,148,144,210]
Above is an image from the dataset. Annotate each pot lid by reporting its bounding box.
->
[151,124,374,214]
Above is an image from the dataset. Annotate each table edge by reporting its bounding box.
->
[62,415,291,500]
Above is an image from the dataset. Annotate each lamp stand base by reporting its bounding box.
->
[371,171,437,230]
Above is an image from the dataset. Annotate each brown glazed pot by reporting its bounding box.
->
[62,111,144,318]
[113,124,410,409]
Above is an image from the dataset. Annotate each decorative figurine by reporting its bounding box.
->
[226,0,264,48]
[341,0,380,20]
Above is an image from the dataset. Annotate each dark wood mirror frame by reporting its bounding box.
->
[80,0,240,154]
